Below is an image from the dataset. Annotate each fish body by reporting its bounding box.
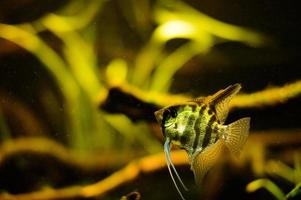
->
[154,84,250,199]
[160,103,223,157]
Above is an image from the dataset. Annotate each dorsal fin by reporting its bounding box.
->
[208,84,241,124]
[188,97,205,105]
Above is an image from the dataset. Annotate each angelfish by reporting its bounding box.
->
[154,84,250,200]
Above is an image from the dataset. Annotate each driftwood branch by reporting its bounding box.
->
[100,80,301,121]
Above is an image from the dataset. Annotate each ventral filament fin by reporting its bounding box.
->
[164,138,188,200]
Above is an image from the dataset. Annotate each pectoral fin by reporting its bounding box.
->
[209,84,241,124]
[224,117,250,156]
[191,140,226,186]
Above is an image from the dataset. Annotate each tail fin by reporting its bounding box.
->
[224,117,250,156]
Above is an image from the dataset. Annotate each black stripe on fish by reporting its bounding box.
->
[192,105,206,151]
[180,134,189,145]
[199,105,206,113]
[192,116,201,151]
[161,109,170,136]
[174,132,179,141]
[209,122,218,144]
[183,114,196,137]
[213,123,219,143]
[208,106,214,115]
[202,114,216,148]
[190,105,197,112]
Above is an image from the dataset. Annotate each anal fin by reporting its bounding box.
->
[191,140,226,186]
[224,117,250,156]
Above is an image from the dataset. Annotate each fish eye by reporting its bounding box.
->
[163,108,177,120]
[170,108,177,118]
[163,109,171,120]
[162,108,177,128]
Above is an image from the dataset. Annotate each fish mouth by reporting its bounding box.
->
[154,108,168,137]
[154,109,164,124]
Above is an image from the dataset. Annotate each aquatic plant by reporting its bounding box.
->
[247,155,301,199]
